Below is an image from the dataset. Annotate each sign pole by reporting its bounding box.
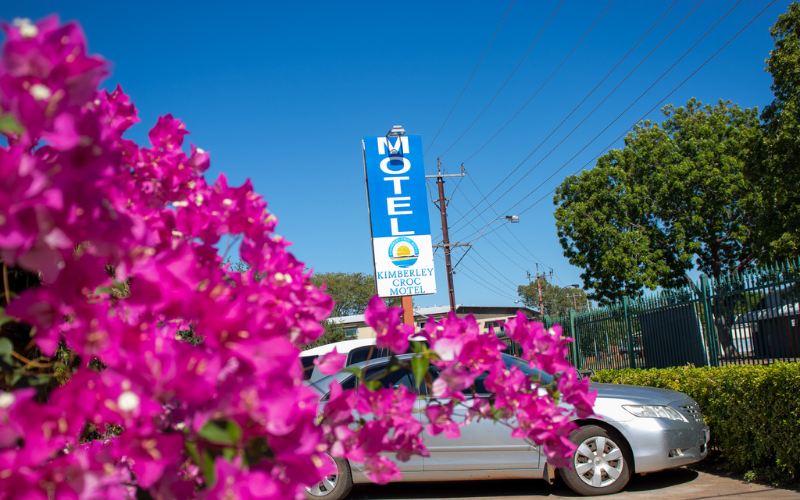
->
[401,296,414,326]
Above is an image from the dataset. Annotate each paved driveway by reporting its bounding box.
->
[350,468,800,500]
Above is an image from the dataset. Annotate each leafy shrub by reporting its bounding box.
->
[593,363,800,484]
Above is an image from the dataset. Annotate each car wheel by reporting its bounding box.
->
[305,454,353,500]
[559,425,632,496]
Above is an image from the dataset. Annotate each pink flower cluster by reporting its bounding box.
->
[318,306,596,482]
[0,16,595,500]
[0,16,332,499]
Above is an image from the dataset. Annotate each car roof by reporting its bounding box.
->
[300,338,379,357]
[300,336,428,357]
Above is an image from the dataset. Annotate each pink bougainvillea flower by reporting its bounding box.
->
[363,295,413,354]
[315,347,345,375]
[425,403,460,439]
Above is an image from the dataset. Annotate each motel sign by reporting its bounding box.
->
[362,134,436,297]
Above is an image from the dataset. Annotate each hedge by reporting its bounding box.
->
[593,363,800,484]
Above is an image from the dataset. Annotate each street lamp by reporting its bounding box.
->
[451,215,519,272]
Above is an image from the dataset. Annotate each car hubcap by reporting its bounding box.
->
[574,435,624,488]
[306,455,339,496]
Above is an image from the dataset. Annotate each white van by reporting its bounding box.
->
[300,338,391,382]
[300,337,428,382]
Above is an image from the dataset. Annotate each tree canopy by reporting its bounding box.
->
[748,2,800,262]
[554,99,763,303]
[309,271,400,317]
[517,278,588,317]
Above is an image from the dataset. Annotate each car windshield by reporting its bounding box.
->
[308,353,554,398]
[501,355,554,385]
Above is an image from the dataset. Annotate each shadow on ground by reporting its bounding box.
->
[350,468,700,499]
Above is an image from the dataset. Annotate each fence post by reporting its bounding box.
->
[569,309,580,368]
[623,296,636,369]
[543,315,551,328]
[700,274,720,367]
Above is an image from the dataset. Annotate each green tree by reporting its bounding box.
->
[301,322,347,351]
[554,99,763,304]
[309,272,399,317]
[517,278,587,318]
[302,272,400,350]
[748,2,800,262]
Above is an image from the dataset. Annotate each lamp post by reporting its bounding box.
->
[448,215,519,312]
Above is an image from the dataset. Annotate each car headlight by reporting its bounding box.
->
[623,404,687,422]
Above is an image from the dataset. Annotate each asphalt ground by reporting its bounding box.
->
[349,468,800,500]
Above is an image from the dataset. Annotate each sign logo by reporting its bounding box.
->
[388,237,419,268]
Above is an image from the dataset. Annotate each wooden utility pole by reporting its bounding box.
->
[536,274,544,317]
[528,265,553,317]
[429,159,466,313]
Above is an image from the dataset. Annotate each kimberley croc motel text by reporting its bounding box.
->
[363,130,436,297]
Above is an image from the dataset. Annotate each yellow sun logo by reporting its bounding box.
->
[396,245,411,257]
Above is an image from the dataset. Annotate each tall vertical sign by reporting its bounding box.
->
[363,135,436,297]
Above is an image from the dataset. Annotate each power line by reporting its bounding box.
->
[451,0,742,237]
[457,262,520,302]
[423,0,515,157]
[436,165,554,278]
[448,0,699,233]
[454,170,549,269]
[508,0,777,221]
[435,253,519,302]
[467,248,520,289]
[435,0,565,159]
[457,0,616,167]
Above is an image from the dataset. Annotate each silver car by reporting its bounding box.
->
[306,353,709,498]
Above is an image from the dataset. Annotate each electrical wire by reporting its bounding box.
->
[451,0,741,237]
[424,0,515,157]
[449,0,685,230]
[448,0,700,233]
[505,0,778,221]
[467,248,521,289]
[435,0,565,159]
[456,262,520,302]
[447,173,549,271]
[454,0,616,169]
[434,253,519,302]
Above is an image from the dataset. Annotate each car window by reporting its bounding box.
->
[339,364,420,393]
[300,355,318,381]
[423,355,554,397]
[347,346,389,365]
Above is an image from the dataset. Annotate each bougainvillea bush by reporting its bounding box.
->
[0,16,595,500]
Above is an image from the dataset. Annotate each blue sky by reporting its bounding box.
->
[2,1,789,310]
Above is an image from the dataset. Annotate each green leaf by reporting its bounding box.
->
[0,337,12,355]
[0,337,13,365]
[0,114,24,135]
[411,356,429,387]
[203,449,217,488]
[409,340,428,354]
[363,379,381,392]
[198,420,239,446]
[185,441,201,466]
[225,420,242,444]
[343,366,363,378]
[0,308,15,328]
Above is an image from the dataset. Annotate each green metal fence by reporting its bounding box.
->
[542,258,800,370]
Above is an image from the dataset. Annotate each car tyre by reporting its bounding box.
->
[559,425,632,496]
[305,455,353,500]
